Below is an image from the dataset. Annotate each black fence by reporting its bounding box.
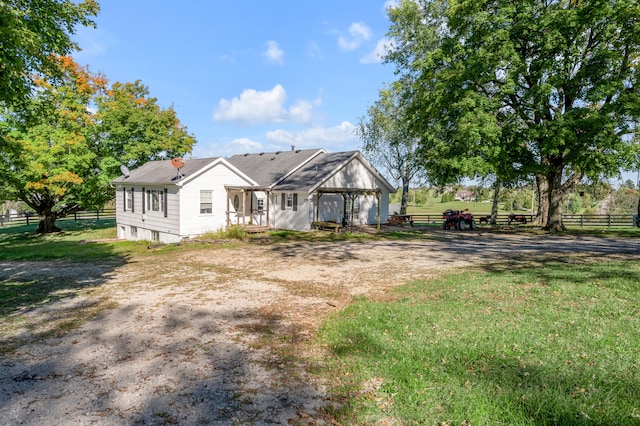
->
[0,208,116,227]
[407,213,639,228]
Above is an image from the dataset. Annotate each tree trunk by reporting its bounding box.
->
[636,192,640,227]
[490,179,501,224]
[36,210,62,234]
[400,176,410,215]
[545,167,566,232]
[534,174,549,227]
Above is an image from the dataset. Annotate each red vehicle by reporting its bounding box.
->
[442,209,475,230]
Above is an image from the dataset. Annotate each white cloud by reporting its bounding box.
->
[213,85,287,123]
[263,40,284,64]
[266,121,358,149]
[232,138,263,151]
[338,22,372,51]
[360,38,391,64]
[213,85,319,124]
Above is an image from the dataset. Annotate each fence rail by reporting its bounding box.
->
[0,208,116,227]
[405,213,639,228]
[1,209,637,229]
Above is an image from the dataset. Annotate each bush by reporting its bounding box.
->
[199,225,246,241]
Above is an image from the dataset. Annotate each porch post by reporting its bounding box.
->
[249,190,254,225]
[266,190,270,227]
[315,192,321,222]
[342,193,347,226]
[226,188,230,227]
[242,189,246,225]
[376,191,381,230]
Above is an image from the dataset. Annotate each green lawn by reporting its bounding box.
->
[317,260,640,425]
[2,221,639,424]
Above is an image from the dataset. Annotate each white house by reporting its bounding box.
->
[112,148,394,243]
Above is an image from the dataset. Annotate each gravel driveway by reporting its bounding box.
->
[1,230,639,425]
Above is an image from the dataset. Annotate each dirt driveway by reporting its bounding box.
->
[1,230,639,425]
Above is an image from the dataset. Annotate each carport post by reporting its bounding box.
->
[377,191,381,230]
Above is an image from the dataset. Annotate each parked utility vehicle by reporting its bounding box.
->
[442,209,475,230]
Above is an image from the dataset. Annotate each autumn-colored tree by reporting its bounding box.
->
[0,57,196,233]
[0,0,100,106]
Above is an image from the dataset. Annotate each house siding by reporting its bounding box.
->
[270,191,311,231]
[317,157,390,225]
[115,186,181,243]
[179,162,254,237]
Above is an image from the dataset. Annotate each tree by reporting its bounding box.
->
[385,0,640,231]
[0,0,100,106]
[357,82,424,214]
[0,57,196,233]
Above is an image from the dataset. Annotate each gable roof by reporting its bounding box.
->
[227,148,322,187]
[111,148,394,193]
[111,157,257,187]
[274,151,357,192]
[275,151,396,193]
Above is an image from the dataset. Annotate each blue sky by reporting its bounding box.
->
[73,1,398,159]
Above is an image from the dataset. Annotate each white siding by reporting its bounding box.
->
[323,157,379,189]
[179,162,254,237]
[115,185,181,243]
[269,192,311,231]
[318,157,390,226]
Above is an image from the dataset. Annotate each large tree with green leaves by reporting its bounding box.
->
[0,57,196,233]
[386,0,640,231]
[0,0,100,106]
[357,82,425,214]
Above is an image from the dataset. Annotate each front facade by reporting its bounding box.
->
[113,148,394,242]
[113,157,256,243]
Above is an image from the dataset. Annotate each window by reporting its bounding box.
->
[146,189,165,213]
[233,194,240,211]
[125,189,133,211]
[257,198,264,212]
[151,191,160,211]
[151,230,160,242]
[200,190,212,214]
[281,193,298,211]
[130,226,137,237]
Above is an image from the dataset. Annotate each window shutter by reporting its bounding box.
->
[281,193,285,210]
[122,188,126,211]
[164,188,168,217]
[142,187,146,213]
[131,188,135,213]
[293,193,298,211]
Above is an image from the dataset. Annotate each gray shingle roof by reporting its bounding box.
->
[227,149,322,187]
[112,157,219,185]
[274,151,357,191]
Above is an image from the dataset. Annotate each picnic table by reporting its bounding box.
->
[387,214,414,227]
[312,221,343,232]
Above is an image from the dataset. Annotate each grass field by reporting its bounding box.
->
[317,260,640,425]
[2,221,639,423]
